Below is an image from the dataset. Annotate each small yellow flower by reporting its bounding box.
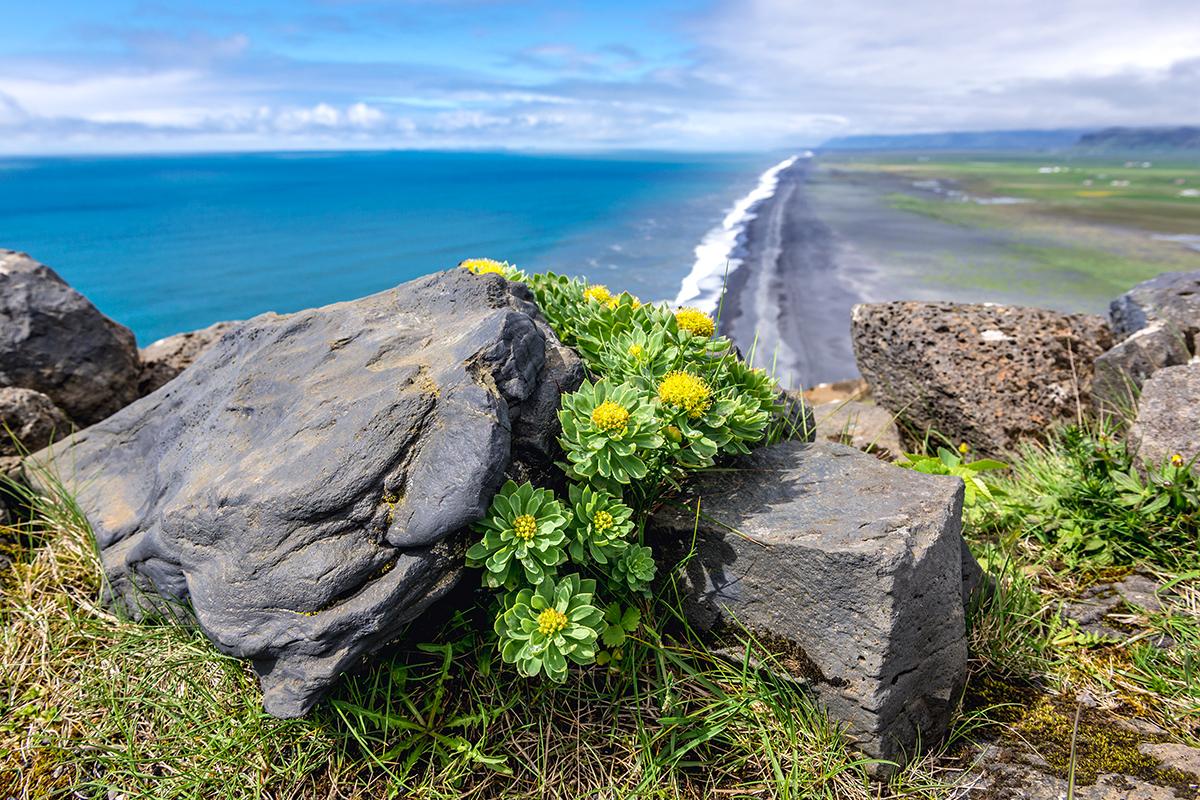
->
[460,258,507,275]
[583,285,615,307]
[1173,454,1185,469]
[591,400,630,433]
[512,514,538,540]
[628,343,645,359]
[593,510,614,532]
[958,443,970,454]
[537,607,569,635]
[659,371,711,419]
[675,307,715,338]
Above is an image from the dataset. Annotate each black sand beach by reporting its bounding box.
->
[717,158,877,389]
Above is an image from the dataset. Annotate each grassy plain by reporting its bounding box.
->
[818,151,1200,303]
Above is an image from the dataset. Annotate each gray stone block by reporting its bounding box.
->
[1128,363,1200,477]
[646,441,972,770]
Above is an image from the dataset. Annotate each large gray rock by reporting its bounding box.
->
[0,250,140,426]
[1094,270,1200,418]
[646,441,974,771]
[0,387,72,457]
[1109,268,1200,346]
[33,269,585,717]
[1127,363,1200,476]
[1091,322,1191,418]
[138,319,242,396]
[851,302,1113,458]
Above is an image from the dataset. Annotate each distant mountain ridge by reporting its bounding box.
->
[1075,127,1200,150]
[818,129,1089,150]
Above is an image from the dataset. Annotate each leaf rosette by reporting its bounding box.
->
[598,328,677,392]
[559,379,663,488]
[566,483,635,564]
[494,573,605,681]
[466,480,568,590]
[612,545,657,594]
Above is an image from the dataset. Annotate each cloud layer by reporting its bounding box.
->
[2,0,1198,153]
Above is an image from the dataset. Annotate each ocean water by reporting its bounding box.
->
[0,150,786,346]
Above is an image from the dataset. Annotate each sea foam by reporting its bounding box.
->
[673,153,807,313]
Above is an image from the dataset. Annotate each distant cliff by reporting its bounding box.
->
[1075,126,1200,150]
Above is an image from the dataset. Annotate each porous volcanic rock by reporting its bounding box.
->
[0,387,72,457]
[138,320,242,396]
[1127,363,1200,476]
[646,441,975,771]
[851,302,1112,458]
[1109,268,1200,346]
[33,269,585,717]
[0,250,140,426]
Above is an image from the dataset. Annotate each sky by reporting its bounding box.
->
[1,0,1199,154]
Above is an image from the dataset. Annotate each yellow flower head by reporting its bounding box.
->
[628,343,645,360]
[591,400,630,433]
[460,258,507,275]
[583,285,617,307]
[1173,454,1185,469]
[659,371,711,419]
[675,307,715,338]
[593,510,614,532]
[958,443,970,454]
[512,513,538,540]
[537,607,569,636]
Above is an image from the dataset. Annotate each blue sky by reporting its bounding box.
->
[2,0,1199,153]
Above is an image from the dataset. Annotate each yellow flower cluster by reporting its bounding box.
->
[675,307,715,338]
[591,400,630,433]
[460,258,507,275]
[512,513,538,540]
[583,284,617,308]
[537,607,569,635]
[593,510,614,532]
[628,343,645,359]
[659,371,711,419]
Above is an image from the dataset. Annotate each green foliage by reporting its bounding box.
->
[599,602,642,649]
[558,379,663,490]
[494,574,604,682]
[974,424,1200,569]
[565,483,634,565]
[466,480,568,591]
[460,265,788,684]
[897,446,1008,507]
[611,544,657,594]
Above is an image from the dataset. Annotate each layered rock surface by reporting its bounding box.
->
[1128,363,1200,476]
[0,249,140,426]
[138,319,242,396]
[646,441,975,770]
[33,269,584,717]
[1094,269,1200,415]
[851,301,1112,457]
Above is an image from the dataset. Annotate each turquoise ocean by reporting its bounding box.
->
[0,151,787,346]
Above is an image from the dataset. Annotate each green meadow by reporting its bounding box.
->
[820,151,1200,304]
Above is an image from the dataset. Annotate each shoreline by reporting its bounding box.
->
[716,158,869,389]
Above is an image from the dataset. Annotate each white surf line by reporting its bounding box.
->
[673,153,806,313]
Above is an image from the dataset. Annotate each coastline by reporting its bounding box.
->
[714,157,871,389]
